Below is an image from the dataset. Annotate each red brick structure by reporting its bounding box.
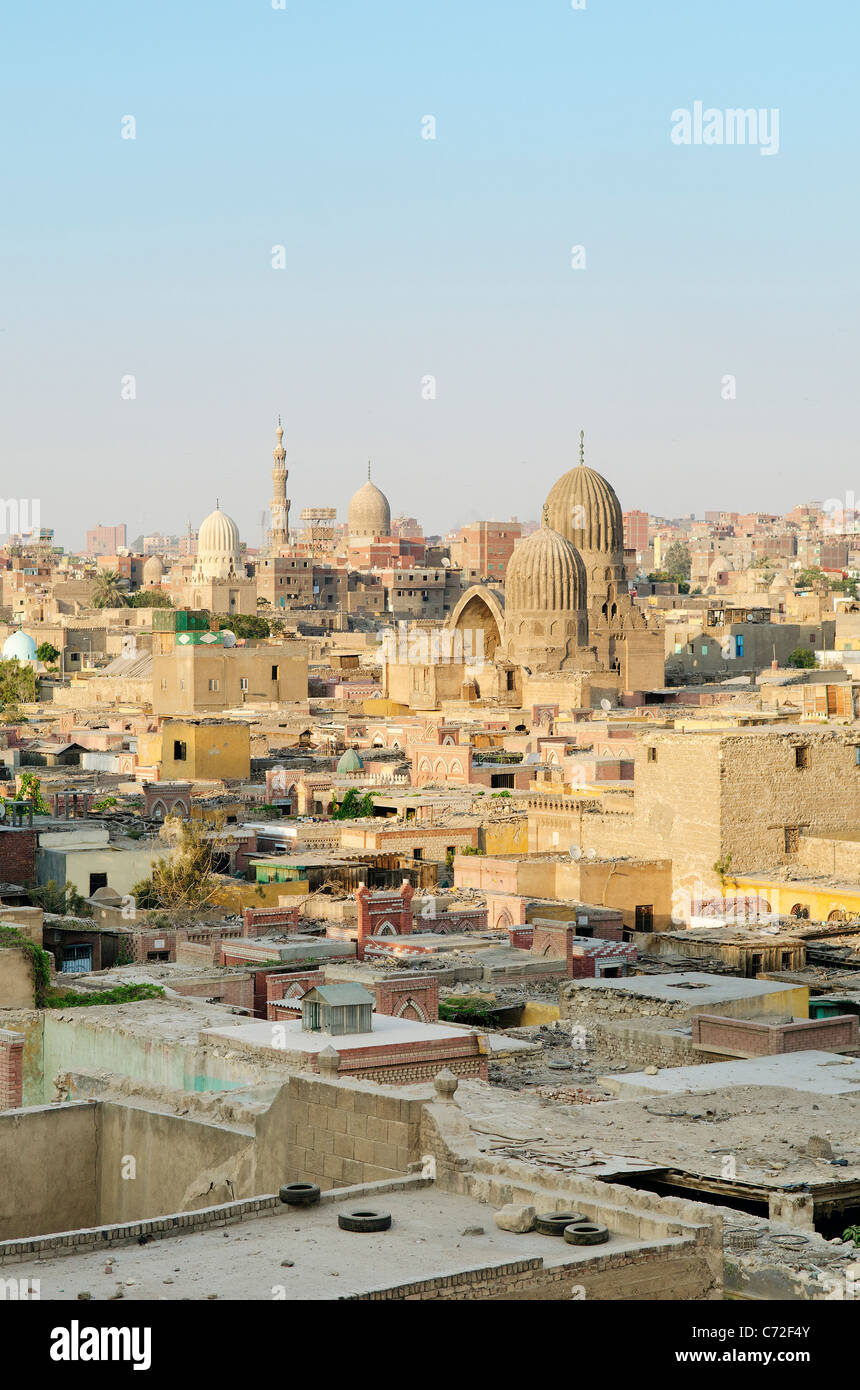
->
[509,926,534,950]
[355,881,414,961]
[243,905,301,937]
[126,927,177,963]
[487,894,527,932]
[692,1012,860,1058]
[267,969,325,1019]
[316,1032,487,1083]
[142,782,191,820]
[531,921,635,977]
[374,974,439,1023]
[0,1029,24,1109]
[0,827,37,886]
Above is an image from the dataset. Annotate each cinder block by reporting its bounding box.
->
[322,1152,344,1182]
[333,1132,355,1162]
[329,1108,349,1135]
[372,1141,399,1170]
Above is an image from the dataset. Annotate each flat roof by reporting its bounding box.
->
[568,971,797,1005]
[604,1051,860,1100]
[202,1011,471,1054]
[8,1186,666,1300]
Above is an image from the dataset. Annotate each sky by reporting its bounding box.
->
[2,0,859,549]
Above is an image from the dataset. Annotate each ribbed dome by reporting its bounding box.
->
[348,469,390,539]
[3,630,37,662]
[505,524,585,614]
[195,507,242,580]
[545,464,624,557]
[142,555,164,583]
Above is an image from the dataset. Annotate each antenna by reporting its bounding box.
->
[569,844,582,861]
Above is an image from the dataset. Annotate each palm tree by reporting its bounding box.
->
[90,570,129,609]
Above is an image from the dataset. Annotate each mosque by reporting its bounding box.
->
[168,503,257,615]
[383,435,664,712]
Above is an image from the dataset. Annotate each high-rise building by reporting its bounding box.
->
[86,523,127,556]
[622,509,649,554]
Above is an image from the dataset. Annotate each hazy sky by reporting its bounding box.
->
[3,0,858,549]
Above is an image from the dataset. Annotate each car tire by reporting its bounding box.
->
[535,1211,587,1236]
[279,1183,321,1206]
[563,1222,610,1245]
[337,1210,392,1233]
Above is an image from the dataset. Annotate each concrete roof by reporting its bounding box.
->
[202,1011,472,1054]
[604,1051,860,1099]
[568,971,797,1005]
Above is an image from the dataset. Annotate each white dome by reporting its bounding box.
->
[3,630,37,662]
[195,507,242,581]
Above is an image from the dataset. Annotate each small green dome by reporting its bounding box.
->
[337,748,364,773]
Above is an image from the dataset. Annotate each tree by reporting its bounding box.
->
[794,567,827,593]
[35,642,59,664]
[330,788,375,820]
[129,590,173,608]
[16,772,51,814]
[146,815,223,911]
[215,614,270,639]
[787,647,817,669]
[662,541,692,583]
[90,570,129,609]
[0,658,37,706]
[30,878,88,916]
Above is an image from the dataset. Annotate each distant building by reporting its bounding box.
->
[86,523,126,556]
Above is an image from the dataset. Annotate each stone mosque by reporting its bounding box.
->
[384,434,664,712]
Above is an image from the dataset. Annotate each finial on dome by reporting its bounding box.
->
[542,503,550,528]
[216,497,220,510]
[367,460,372,481]
[579,429,585,467]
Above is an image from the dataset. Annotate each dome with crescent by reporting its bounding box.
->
[348,464,391,540]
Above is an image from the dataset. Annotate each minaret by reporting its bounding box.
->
[270,416,289,548]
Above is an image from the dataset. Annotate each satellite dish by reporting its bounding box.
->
[221,630,237,647]
[585,847,597,860]
[569,844,582,861]
[600,698,612,712]
[441,557,450,568]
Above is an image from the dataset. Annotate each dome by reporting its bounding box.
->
[337,747,364,773]
[195,507,242,581]
[348,467,390,539]
[544,438,624,558]
[3,629,37,662]
[505,521,586,615]
[142,555,164,584]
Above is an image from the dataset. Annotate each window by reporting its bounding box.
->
[701,644,708,655]
[240,677,248,691]
[736,634,744,657]
[647,747,657,762]
[208,678,219,691]
[635,905,654,931]
[784,826,799,853]
[271,665,279,681]
[173,740,187,761]
[795,745,809,769]
[89,872,108,895]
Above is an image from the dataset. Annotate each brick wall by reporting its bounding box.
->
[243,905,301,937]
[129,929,177,963]
[0,828,36,886]
[355,881,414,960]
[0,1030,23,1110]
[266,969,325,1019]
[329,1033,487,1084]
[374,974,439,1023]
[692,1011,859,1057]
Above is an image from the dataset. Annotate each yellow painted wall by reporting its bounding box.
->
[209,878,309,912]
[730,876,860,926]
[161,721,250,781]
[481,821,529,856]
[519,1002,560,1026]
